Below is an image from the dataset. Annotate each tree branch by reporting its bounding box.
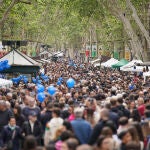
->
[0,0,18,27]
[18,0,31,4]
[0,0,31,28]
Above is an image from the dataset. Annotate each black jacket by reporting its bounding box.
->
[22,120,43,145]
[88,120,110,145]
[0,125,23,150]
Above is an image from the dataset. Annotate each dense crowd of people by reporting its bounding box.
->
[0,60,150,150]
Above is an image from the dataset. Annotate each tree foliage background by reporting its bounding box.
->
[0,0,150,60]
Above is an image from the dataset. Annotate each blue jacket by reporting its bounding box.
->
[71,118,92,144]
[0,125,23,150]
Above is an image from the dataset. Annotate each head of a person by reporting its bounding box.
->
[28,97,35,107]
[60,130,74,142]
[29,112,37,123]
[126,141,141,150]
[52,108,61,118]
[23,135,37,150]
[61,138,79,150]
[62,120,73,132]
[100,108,109,121]
[119,117,128,126]
[6,93,12,101]
[137,97,144,106]
[110,98,117,107]
[118,130,132,144]
[9,117,16,128]
[101,127,113,138]
[97,135,114,150]
[76,144,93,150]
[0,100,7,111]
[74,107,84,119]
[13,105,22,115]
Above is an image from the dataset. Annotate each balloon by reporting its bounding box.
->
[12,78,19,83]
[129,85,134,90]
[32,78,36,83]
[58,77,63,82]
[37,92,45,102]
[66,78,75,88]
[37,84,45,93]
[37,80,42,84]
[57,80,61,85]
[0,66,3,71]
[41,73,45,76]
[24,78,28,83]
[36,76,40,80]
[47,86,56,96]
[44,79,49,82]
[3,60,8,64]
[5,64,10,69]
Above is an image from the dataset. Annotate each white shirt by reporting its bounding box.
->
[29,121,34,133]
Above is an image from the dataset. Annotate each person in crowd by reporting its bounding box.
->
[88,108,113,145]
[137,97,145,117]
[22,112,43,145]
[71,107,92,144]
[44,108,63,145]
[23,135,37,150]
[117,117,129,134]
[61,138,79,150]
[96,135,117,150]
[40,102,53,130]
[118,129,132,150]
[13,105,25,127]
[0,117,23,150]
[22,96,41,120]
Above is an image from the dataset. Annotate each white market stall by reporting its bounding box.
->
[120,60,143,72]
[100,58,119,68]
[143,71,150,82]
[0,78,13,88]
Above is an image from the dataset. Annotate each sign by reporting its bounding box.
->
[92,44,97,57]
[125,51,130,60]
[85,49,90,57]
[113,51,119,59]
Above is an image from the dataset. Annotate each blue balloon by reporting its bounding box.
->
[57,80,61,85]
[0,66,3,71]
[37,84,45,93]
[12,78,19,83]
[24,78,28,83]
[32,78,36,83]
[129,85,134,90]
[58,77,63,82]
[47,86,56,95]
[6,64,10,69]
[66,78,75,88]
[41,73,45,76]
[37,80,42,84]
[3,60,8,64]
[36,76,40,80]
[37,92,45,102]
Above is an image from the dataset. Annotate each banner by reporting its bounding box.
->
[113,51,119,59]
[125,51,130,60]
[92,44,97,57]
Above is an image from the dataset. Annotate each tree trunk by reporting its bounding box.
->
[126,0,150,60]
[101,0,148,61]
